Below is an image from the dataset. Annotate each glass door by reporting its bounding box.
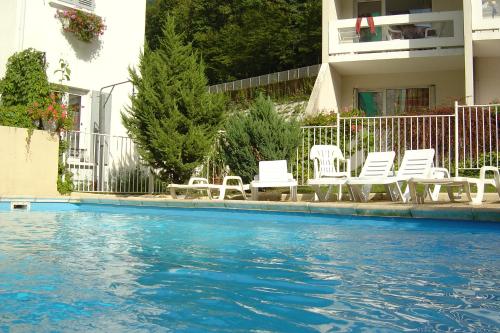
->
[358,91,384,116]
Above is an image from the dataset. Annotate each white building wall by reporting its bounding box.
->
[0,0,20,76]
[0,0,146,137]
[339,70,465,110]
[475,57,500,104]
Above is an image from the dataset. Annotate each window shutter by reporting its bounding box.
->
[58,0,95,11]
[77,0,95,11]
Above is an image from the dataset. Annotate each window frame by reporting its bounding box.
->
[355,86,435,116]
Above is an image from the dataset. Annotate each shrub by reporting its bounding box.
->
[0,48,50,107]
[222,94,301,183]
[28,93,74,133]
[0,105,34,129]
[122,16,226,183]
[55,9,106,43]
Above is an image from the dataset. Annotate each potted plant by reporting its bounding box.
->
[55,9,106,43]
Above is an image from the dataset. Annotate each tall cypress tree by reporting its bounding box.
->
[123,16,225,183]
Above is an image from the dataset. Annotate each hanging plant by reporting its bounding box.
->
[55,9,106,43]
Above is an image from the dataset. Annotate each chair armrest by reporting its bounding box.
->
[431,167,450,179]
[338,158,351,175]
[480,166,499,180]
[188,177,209,185]
[287,173,296,181]
[223,176,243,186]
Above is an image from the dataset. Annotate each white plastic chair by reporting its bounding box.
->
[408,166,500,205]
[347,149,436,203]
[250,160,298,201]
[307,145,351,201]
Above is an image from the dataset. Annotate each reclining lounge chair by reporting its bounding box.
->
[408,166,500,205]
[347,149,437,203]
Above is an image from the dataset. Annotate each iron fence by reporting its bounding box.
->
[63,131,167,193]
[293,103,499,185]
[208,64,321,94]
[65,104,499,192]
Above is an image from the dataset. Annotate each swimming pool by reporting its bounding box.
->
[0,203,499,332]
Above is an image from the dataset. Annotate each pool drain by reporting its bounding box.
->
[10,202,31,211]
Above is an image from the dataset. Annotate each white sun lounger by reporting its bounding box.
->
[345,151,396,202]
[168,176,249,200]
[348,149,437,203]
[250,160,298,201]
[168,177,212,199]
[307,145,351,201]
[408,166,500,205]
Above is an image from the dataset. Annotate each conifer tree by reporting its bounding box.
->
[222,94,300,183]
[123,16,225,183]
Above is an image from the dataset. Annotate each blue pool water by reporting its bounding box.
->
[0,204,499,332]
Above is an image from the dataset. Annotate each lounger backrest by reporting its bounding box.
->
[359,151,395,178]
[310,145,344,178]
[397,149,435,179]
[259,160,289,182]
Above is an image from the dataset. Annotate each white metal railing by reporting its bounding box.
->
[65,105,498,191]
[63,131,167,193]
[330,11,464,56]
[208,64,320,94]
[456,104,499,174]
[294,104,499,185]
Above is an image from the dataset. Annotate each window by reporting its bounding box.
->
[385,0,432,15]
[58,0,95,11]
[69,94,82,132]
[357,87,431,116]
[482,0,499,19]
[358,91,384,116]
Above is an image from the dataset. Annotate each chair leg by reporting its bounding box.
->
[408,182,419,203]
[471,182,484,205]
[218,187,226,200]
[291,186,297,201]
[312,185,323,201]
[251,187,258,201]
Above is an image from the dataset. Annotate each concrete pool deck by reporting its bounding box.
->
[1,192,499,222]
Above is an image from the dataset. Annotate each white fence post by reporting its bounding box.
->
[336,114,340,146]
[454,101,460,177]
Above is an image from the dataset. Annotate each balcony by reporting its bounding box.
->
[472,0,500,37]
[329,11,464,61]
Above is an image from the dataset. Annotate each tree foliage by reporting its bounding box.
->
[123,16,226,183]
[146,0,321,84]
[0,48,50,107]
[222,94,300,183]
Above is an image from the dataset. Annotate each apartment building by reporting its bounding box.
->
[307,0,500,115]
[0,0,146,137]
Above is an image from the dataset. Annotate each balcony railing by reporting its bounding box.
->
[329,11,464,57]
[472,0,500,33]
